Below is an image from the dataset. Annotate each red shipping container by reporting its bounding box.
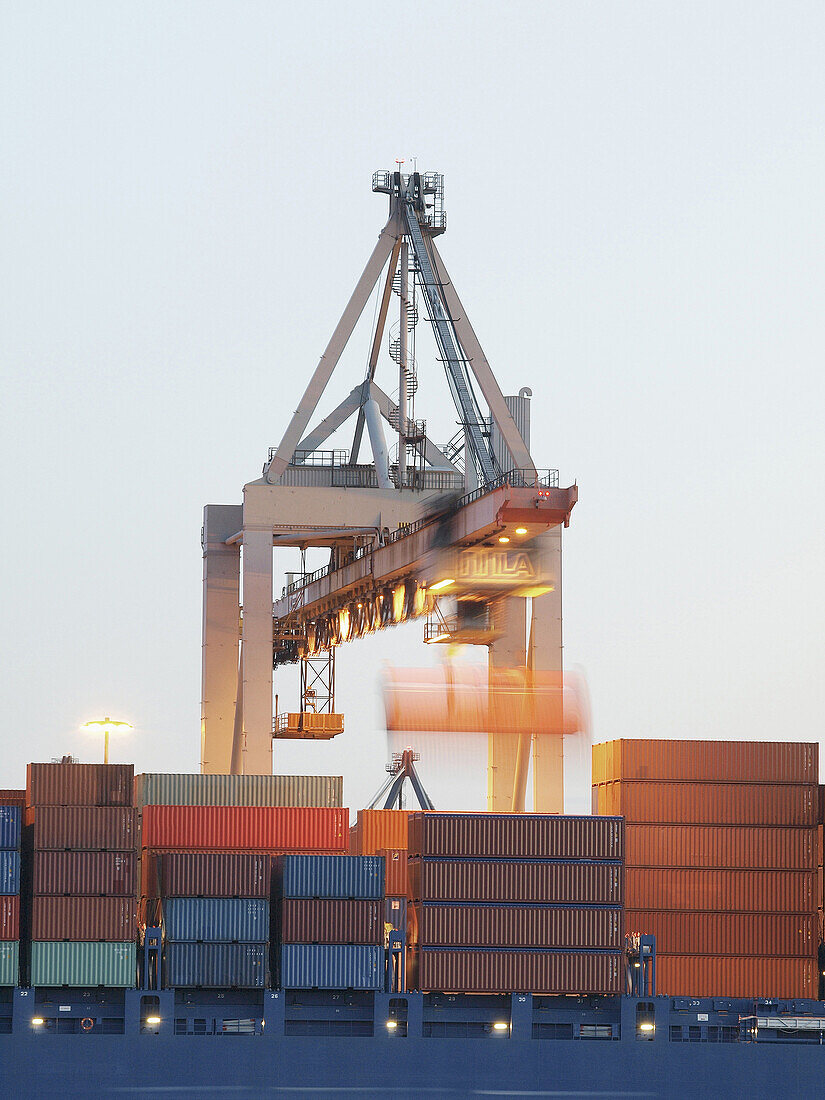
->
[31,851,137,897]
[409,948,623,994]
[280,899,382,945]
[27,763,134,808]
[410,859,622,905]
[410,903,623,950]
[143,852,272,899]
[407,813,623,861]
[352,810,411,855]
[625,824,816,870]
[656,954,816,999]
[593,781,816,825]
[592,739,817,785]
[27,806,138,851]
[30,896,136,941]
[0,896,19,940]
[140,806,347,852]
[625,868,814,913]
[625,910,816,957]
[379,849,408,897]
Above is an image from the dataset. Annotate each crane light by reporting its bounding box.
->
[81,717,133,765]
[498,536,510,543]
[429,578,455,592]
[515,527,528,535]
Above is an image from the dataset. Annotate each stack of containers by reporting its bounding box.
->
[349,809,411,938]
[274,854,385,990]
[25,763,137,987]
[407,812,625,994]
[0,803,22,987]
[592,739,818,998]
[137,774,347,989]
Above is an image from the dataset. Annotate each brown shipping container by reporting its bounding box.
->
[0,896,19,940]
[143,852,273,899]
[625,868,814,913]
[31,896,136,941]
[32,851,137,897]
[656,954,816,999]
[407,813,623,861]
[379,849,408,897]
[625,824,816,870]
[625,910,816,957]
[410,860,622,905]
[411,903,623,950]
[28,807,138,851]
[0,789,26,809]
[140,806,347,851]
[591,739,818,785]
[280,899,382,945]
[409,948,623,994]
[27,763,134,808]
[593,781,816,825]
[353,810,411,855]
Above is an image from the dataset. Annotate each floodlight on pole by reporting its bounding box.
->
[81,717,133,764]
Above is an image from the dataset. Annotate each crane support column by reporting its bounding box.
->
[201,505,243,775]
[529,527,564,813]
[240,525,274,774]
[487,597,527,811]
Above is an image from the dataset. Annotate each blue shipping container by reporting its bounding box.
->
[164,942,269,989]
[0,807,21,851]
[279,855,384,899]
[0,852,20,895]
[279,944,383,990]
[384,897,407,937]
[163,898,270,943]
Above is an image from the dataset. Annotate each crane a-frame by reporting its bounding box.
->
[200,170,576,812]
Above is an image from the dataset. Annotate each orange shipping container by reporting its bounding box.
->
[351,810,411,855]
[625,868,815,913]
[625,824,816,870]
[591,739,817,785]
[593,781,816,826]
[656,954,815,999]
[625,910,815,956]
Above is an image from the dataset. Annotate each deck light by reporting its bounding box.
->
[639,1022,655,1032]
[492,1021,509,1031]
[145,1016,161,1025]
[386,1020,398,1030]
[81,717,133,764]
[31,1017,45,1027]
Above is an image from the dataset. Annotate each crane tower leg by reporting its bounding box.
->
[201,504,242,775]
[240,525,274,774]
[487,597,527,811]
[529,528,564,813]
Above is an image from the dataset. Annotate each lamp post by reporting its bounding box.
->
[81,717,133,764]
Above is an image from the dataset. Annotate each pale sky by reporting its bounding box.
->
[2,2,824,814]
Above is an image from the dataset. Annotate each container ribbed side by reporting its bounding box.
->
[134,773,343,808]
[29,942,136,986]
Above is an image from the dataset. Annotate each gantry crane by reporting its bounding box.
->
[200,170,577,812]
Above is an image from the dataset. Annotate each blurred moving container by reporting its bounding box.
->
[135,773,342,808]
[593,738,818,999]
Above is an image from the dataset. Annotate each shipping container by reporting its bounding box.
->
[0,852,20,895]
[407,813,623,861]
[0,942,19,986]
[162,898,270,943]
[379,849,408,897]
[134,773,343,808]
[409,947,623,994]
[625,868,815,913]
[277,855,384,899]
[31,851,136,897]
[0,806,21,850]
[140,806,347,852]
[26,763,134,808]
[0,790,25,809]
[410,903,623,950]
[409,859,622,905]
[592,781,817,825]
[624,910,815,956]
[280,899,382,945]
[144,853,272,899]
[655,954,816,999]
[278,944,383,990]
[0,896,19,940]
[163,942,269,988]
[28,806,138,851]
[625,824,816,870]
[30,896,136,942]
[592,739,818,785]
[351,809,411,855]
[29,942,136,987]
